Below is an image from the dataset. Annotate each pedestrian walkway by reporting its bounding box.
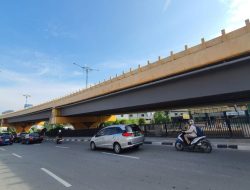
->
[144,137,250,151]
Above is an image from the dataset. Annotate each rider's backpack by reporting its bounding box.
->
[195,126,204,137]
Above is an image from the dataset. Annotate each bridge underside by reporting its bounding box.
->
[4,55,250,124]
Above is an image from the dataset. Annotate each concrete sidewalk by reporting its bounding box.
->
[45,136,250,151]
[143,137,250,151]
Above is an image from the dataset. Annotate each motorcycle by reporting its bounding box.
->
[56,137,63,144]
[175,132,212,153]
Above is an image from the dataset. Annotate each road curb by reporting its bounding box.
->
[45,138,250,151]
[145,141,250,151]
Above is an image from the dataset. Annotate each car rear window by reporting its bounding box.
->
[125,125,141,132]
[103,127,123,135]
[30,133,39,137]
[0,133,10,136]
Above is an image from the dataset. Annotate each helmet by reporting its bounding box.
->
[59,130,62,133]
[188,119,194,125]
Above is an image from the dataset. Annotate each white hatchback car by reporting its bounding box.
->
[90,124,144,154]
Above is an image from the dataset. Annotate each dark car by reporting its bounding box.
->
[21,132,43,144]
[0,132,13,145]
[16,132,28,143]
[11,132,18,143]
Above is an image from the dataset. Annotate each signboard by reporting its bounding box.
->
[182,114,190,119]
[226,111,245,116]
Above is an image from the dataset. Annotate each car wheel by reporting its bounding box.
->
[90,142,96,150]
[113,143,122,154]
[134,145,140,150]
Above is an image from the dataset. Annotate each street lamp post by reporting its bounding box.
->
[23,94,31,108]
[73,63,98,88]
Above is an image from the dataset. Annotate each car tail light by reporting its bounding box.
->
[122,132,134,137]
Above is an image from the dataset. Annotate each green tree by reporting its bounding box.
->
[104,118,140,126]
[153,111,168,124]
[138,118,146,125]
[7,127,16,133]
[119,119,127,124]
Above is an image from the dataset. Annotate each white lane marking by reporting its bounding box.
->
[12,153,22,158]
[0,148,6,151]
[101,152,140,160]
[238,145,250,151]
[41,168,72,188]
[55,146,69,149]
[151,142,162,146]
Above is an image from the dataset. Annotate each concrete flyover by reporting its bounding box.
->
[59,55,250,116]
[1,19,250,127]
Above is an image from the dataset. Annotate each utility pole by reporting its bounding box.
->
[73,63,98,88]
[23,94,31,108]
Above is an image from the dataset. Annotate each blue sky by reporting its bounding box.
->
[0,0,249,113]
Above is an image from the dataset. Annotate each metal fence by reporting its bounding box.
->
[140,116,250,138]
[46,116,250,138]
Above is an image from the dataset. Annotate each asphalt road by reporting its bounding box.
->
[0,141,250,190]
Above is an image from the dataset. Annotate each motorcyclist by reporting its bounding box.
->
[57,130,62,139]
[184,119,197,145]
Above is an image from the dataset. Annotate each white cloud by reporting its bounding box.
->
[221,0,250,31]
[0,69,30,83]
[163,0,171,12]
[73,71,83,76]
[0,80,83,113]
[0,48,68,79]
[0,48,84,113]
[44,22,77,39]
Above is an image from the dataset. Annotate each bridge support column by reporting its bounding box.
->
[1,119,8,126]
[50,108,61,124]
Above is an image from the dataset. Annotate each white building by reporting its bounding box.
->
[116,112,154,122]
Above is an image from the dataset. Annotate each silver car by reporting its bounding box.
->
[90,124,145,154]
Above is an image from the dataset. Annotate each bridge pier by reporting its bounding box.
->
[1,118,8,126]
